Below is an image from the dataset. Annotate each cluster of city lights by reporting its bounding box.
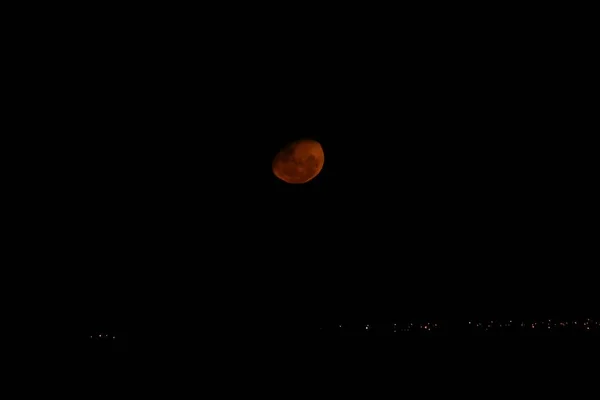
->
[89,333,117,339]
[388,322,440,333]
[316,319,599,334]
[469,318,599,332]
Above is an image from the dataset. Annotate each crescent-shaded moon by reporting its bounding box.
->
[272,139,324,184]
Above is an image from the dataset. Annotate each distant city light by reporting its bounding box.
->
[310,319,598,335]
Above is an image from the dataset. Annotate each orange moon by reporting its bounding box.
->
[272,139,324,184]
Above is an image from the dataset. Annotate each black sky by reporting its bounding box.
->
[35,6,595,342]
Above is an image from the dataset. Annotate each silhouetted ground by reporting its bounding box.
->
[80,318,599,354]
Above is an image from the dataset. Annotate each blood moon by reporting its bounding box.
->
[272,139,324,184]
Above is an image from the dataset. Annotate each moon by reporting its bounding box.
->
[272,139,325,184]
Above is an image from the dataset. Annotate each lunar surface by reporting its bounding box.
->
[272,139,324,184]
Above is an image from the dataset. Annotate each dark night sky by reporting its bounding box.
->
[31,6,595,342]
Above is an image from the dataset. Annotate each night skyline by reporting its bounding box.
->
[32,6,595,351]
